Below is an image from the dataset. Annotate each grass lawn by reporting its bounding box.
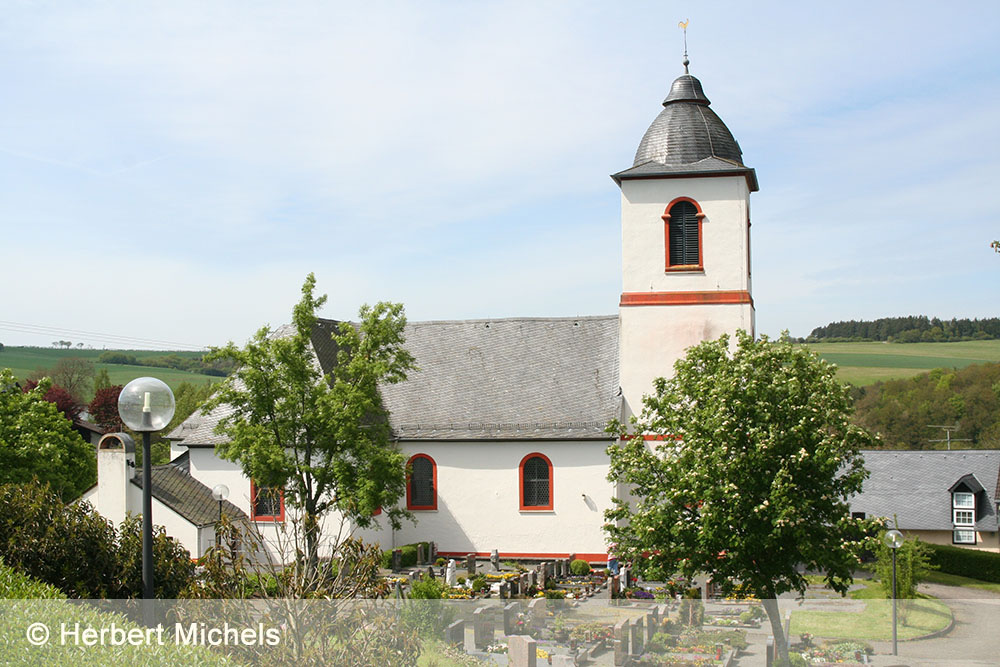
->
[791,580,952,641]
[923,571,1000,594]
[801,340,1000,385]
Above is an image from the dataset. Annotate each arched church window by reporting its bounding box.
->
[407,454,437,510]
[520,453,553,510]
[250,480,285,522]
[663,198,704,269]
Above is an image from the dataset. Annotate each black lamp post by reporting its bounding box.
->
[884,529,904,656]
[118,377,175,624]
[211,484,230,548]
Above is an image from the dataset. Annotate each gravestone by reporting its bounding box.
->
[491,549,500,571]
[621,566,630,588]
[466,554,477,575]
[473,607,494,649]
[429,541,437,562]
[527,597,547,629]
[610,574,620,599]
[613,619,629,666]
[503,602,518,635]
[551,655,575,667]
[391,549,402,572]
[417,543,426,565]
[508,577,519,597]
[507,635,537,667]
[445,620,464,646]
[520,572,530,595]
[646,611,657,641]
[427,565,435,580]
[528,570,537,589]
[394,581,405,599]
[630,617,644,656]
[500,582,509,600]
[538,563,548,590]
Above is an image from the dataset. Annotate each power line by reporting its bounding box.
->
[0,320,210,351]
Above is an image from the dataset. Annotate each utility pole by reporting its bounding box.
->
[927,424,971,451]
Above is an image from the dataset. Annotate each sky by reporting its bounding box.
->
[1,1,998,350]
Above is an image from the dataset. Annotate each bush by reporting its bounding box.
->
[409,578,446,599]
[382,541,432,569]
[0,557,65,599]
[470,575,489,593]
[570,558,591,575]
[435,557,446,567]
[0,483,194,598]
[927,543,1000,583]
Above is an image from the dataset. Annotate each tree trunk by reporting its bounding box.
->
[303,510,320,587]
[762,596,790,665]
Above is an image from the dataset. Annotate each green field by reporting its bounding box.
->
[802,340,1000,385]
[0,347,220,401]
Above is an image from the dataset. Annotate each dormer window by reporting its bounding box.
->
[952,489,976,544]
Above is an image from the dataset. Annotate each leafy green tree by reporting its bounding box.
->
[92,368,113,394]
[873,526,935,623]
[204,273,415,576]
[49,357,95,403]
[605,331,876,665]
[0,370,95,500]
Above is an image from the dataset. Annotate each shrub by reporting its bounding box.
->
[543,589,567,599]
[436,557,446,567]
[926,543,1000,583]
[0,483,194,598]
[570,559,591,576]
[0,557,65,599]
[471,575,489,593]
[409,578,447,599]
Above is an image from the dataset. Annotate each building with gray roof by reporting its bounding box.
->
[850,450,1000,551]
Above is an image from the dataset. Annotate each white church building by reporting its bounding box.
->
[83,64,758,563]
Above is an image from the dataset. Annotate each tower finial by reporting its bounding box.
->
[678,19,690,74]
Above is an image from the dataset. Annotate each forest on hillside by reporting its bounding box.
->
[850,362,1000,449]
[808,316,1000,343]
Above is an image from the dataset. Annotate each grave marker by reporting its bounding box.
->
[507,635,537,667]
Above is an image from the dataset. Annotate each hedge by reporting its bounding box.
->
[926,543,1000,583]
[381,542,431,569]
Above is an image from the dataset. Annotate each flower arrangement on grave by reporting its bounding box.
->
[485,643,508,654]
[485,572,521,581]
[624,587,655,599]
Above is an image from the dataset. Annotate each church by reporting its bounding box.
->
[83,62,758,563]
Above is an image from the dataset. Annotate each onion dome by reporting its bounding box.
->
[613,68,757,190]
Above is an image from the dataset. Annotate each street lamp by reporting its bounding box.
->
[211,484,230,548]
[884,529,904,656]
[118,377,175,611]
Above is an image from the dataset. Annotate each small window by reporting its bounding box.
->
[520,453,553,510]
[251,481,284,522]
[954,529,976,545]
[407,454,436,510]
[851,512,866,520]
[663,199,703,270]
[953,492,975,509]
[954,509,975,526]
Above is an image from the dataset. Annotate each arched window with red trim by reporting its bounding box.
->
[663,197,704,270]
[250,480,285,522]
[519,453,553,510]
[407,454,437,510]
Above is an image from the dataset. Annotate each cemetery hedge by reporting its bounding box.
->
[926,543,1000,583]
[381,542,431,569]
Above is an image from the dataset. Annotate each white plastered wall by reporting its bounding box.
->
[618,173,754,419]
[376,440,615,558]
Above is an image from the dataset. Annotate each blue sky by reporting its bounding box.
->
[1,1,998,350]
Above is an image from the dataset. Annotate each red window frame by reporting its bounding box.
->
[406,454,437,510]
[663,196,705,271]
[519,452,553,511]
[250,480,285,522]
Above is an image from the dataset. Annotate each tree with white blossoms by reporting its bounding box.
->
[605,330,877,665]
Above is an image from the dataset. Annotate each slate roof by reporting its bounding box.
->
[613,72,758,192]
[850,450,1000,532]
[169,315,621,444]
[131,452,247,527]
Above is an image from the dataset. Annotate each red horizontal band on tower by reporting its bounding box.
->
[619,290,753,307]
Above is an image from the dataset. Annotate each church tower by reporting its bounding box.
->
[614,64,758,419]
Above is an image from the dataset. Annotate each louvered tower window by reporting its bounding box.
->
[666,200,701,267]
[520,454,552,509]
[407,454,436,510]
